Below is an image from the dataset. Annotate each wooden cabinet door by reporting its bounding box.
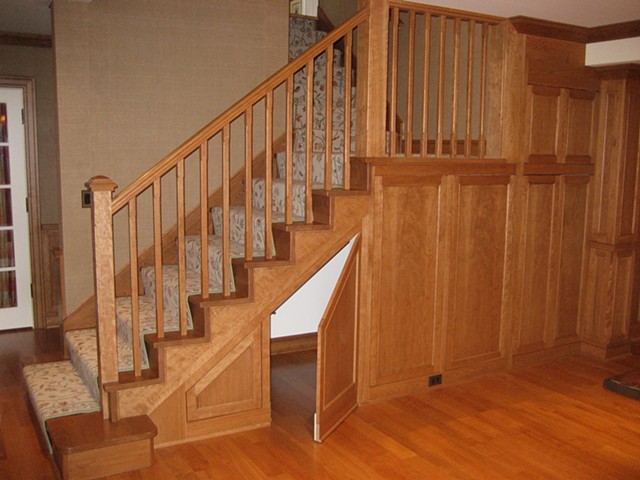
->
[314,236,361,442]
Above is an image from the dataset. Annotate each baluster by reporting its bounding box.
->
[176,160,187,335]
[222,124,231,296]
[324,46,334,190]
[152,179,164,339]
[436,15,446,157]
[343,30,352,189]
[305,59,314,221]
[128,198,141,377]
[465,20,475,157]
[389,7,399,156]
[421,13,431,156]
[199,142,209,299]
[405,11,415,157]
[479,23,489,159]
[265,91,273,260]
[451,18,461,157]
[286,76,294,224]
[245,107,254,260]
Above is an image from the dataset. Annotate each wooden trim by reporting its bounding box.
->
[523,164,595,176]
[270,332,318,355]
[0,31,52,48]
[0,77,46,328]
[390,0,504,25]
[510,17,640,43]
[509,16,589,43]
[588,20,640,43]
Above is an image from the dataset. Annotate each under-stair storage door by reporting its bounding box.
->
[0,87,33,330]
[314,236,361,443]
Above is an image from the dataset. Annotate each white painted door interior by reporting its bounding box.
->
[0,87,33,330]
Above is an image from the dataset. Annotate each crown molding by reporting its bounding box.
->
[510,16,640,43]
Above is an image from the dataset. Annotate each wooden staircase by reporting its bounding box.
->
[23,10,369,480]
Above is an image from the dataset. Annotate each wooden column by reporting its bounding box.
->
[581,66,640,358]
[86,175,119,419]
[355,0,389,157]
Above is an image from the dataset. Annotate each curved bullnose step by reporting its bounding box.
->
[47,412,157,480]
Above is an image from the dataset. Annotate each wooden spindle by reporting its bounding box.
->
[265,91,273,260]
[405,11,415,157]
[305,59,314,222]
[324,46,334,190]
[222,124,231,296]
[421,13,431,156]
[199,142,209,299]
[343,30,353,189]
[389,7,399,156]
[128,199,141,377]
[451,18,461,157]
[465,20,475,157]
[479,23,488,159]
[245,107,254,260]
[436,15,446,157]
[286,76,294,224]
[152,179,163,339]
[176,160,187,335]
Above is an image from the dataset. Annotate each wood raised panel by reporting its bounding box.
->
[527,86,561,163]
[555,176,590,344]
[516,176,557,355]
[618,88,640,239]
[186,325,264,421]
[370,175,443,386]
[446,176,510,369]
[41,224,62,327]
[566,90,596,164]
[527,86,597,165]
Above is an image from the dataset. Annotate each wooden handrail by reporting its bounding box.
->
[389,0,503,25]
[111,8,368,213]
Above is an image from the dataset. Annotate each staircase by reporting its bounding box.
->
[23,10,368,480]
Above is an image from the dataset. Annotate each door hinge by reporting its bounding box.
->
[21,109,25,125]
[25,197,29,212]
[30,283,33,298]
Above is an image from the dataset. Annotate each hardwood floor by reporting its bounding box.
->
[3,330,640,479]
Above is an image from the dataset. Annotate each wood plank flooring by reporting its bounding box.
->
[2,329,640,479]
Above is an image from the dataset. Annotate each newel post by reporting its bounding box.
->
[356,0,389,157]
[86,175,118,420]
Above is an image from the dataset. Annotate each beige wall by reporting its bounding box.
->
[318,0,357,26]
[0,44,59,224]
[53,0,288,313]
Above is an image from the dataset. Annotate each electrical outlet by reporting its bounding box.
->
[428,374,442,387]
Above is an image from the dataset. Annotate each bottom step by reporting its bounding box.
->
[47,412,157,480]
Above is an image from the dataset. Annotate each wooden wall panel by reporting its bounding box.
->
[41,224,62,327]
[565,90,596,164]
[370,175,443,386]
[516,177,557,354]
[555,177,590,343]
[527,86,561,163]
[186,325,264,421]
[446,176,510,369]
[618,89,640,239]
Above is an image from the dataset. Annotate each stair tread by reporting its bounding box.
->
[46,412,157,454]
[23,360,101,450]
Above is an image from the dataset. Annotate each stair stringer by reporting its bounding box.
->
[115,193,371,446]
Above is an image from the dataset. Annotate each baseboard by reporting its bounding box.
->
[270,332,317,356]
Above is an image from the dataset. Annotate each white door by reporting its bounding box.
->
[0,87,33,330]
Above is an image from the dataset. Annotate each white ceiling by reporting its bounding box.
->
[414,0,640,28]
[0,0,639,36]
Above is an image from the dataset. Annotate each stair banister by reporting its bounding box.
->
[86,175,118,420]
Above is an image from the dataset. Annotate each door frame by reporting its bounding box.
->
[0,77,45,328]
